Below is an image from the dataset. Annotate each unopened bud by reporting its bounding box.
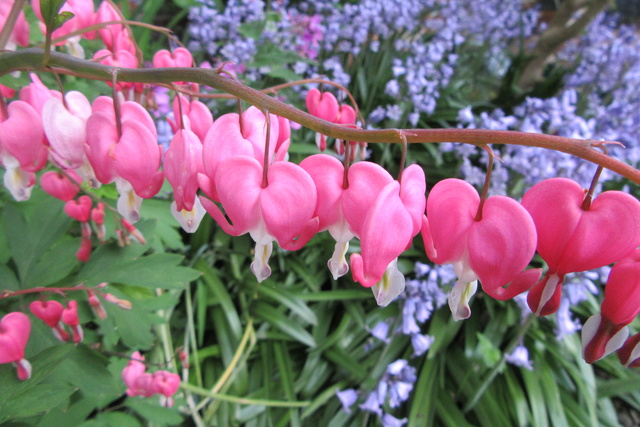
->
[178,349,189,369]
[121,219,146,245]
[76,237,92,262]
[87,291,107,320]
[104,293,132,309]
[116,229,131,247]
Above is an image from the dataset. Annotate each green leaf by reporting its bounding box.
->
[0,344,74,422]
[238,19,266,40]
[258,285,318,325]
[0,71,32,91]
[2,197,71,284]
[21,236,79,287]
[108,300,155,349]
[80,412,141,427]
[0,263,19,291]
[477,332,502,367]
[76,244,200,289]
[40,0,67,27]
[2,383,76,419]
[126,397,184,426]
[52,11,75,31]
[254,302,316,347]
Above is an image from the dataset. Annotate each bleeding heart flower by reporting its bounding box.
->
[422,179,540,321]
[0,312,32,380]
[582,249,640,364]
[0,100,48,173]
[153,48,193,84]
[93,49,139,90]
[40,170,81,201]
[43,91,92,169]
[64,195,93,222]
[29,300,70,341]
[152,371,181,407]
[199,107,283,201]
[349,164,426,306]
[200,156,318,282]
[617,332,640,368]
[300,154,354,279]
[168,95,214,142]
[61,300,84,343]
[522,178,640,316]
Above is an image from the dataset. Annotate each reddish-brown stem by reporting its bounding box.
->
[475,146,495,221]
[50,69,69,110]
[342,142,351,190]
[0,94,7,119]
[172,83,185,130]
[112,71,123,138]
[3,49,640,185]
[0,284,90,301]
[581,146,608,210]
[262,111,271,188]
[0,0,26,50]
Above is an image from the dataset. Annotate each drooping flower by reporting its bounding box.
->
[522,178,640,316]
[42,91,92,169]
[29,300,70,342]
[422,178,540,320]
[152,370,181,407]
[582,249,640,364]
[200,156,318,282]
[0,312,31,380]
[300,154,353,279]
[344,161,425,306]
[61,300,84,343]
[305,88,356,151]
[164,128,206,232]
[198,106,284,201]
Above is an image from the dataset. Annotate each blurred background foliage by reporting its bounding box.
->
[3,0,640,426]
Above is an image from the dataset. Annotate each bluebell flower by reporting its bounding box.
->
[336,388,358,414]
[505,344,534,371]
[382,413,408,427]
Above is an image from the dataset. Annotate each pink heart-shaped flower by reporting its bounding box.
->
[305,88,339,122]
[40,170,81,201]
[29,300,64,327]
[64,196,93,222]
[0,312,31,364]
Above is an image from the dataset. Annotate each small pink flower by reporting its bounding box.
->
[0,312,32,380]
[582,249,640,364]
[64,196,93,222]
[40,170,81,201]
[61,300,84,343]
[152,370,181,407]
[29,300,70,342]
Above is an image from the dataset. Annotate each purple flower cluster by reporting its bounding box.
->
[337,359,416,426]
[448,11,640,196]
